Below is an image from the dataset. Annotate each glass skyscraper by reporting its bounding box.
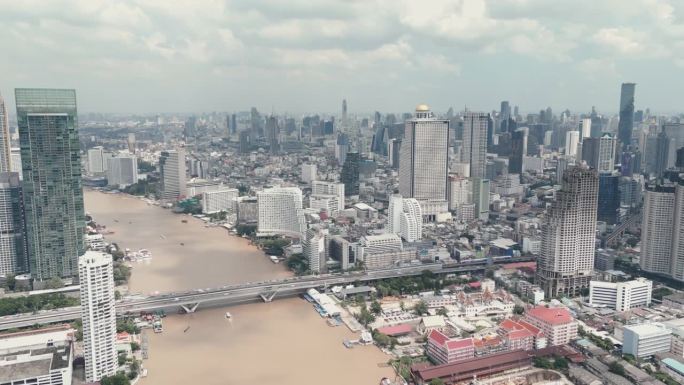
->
[15,88,85,281]
[618,83,636,149]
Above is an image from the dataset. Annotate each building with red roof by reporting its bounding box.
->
[412,350,533,385]
[426,330,475,365]
[376,323,413,337]
[497,318,547,350]
[523,306,577,346]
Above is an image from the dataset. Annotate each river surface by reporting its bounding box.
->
[84,191,394,385]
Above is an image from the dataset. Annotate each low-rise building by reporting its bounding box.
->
[0,325,74,385]
[523,306,578,346]
[202,188,238,214]
[660,358,684,384]
[623,323,672,358]
[426,330,475,365]
[589,278,652,311]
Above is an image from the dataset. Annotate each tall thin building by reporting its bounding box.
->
[462,112,488,179]
[536,165,599,297]
[597,173,620,225]
[341,152,360,196]
[127,133,136,154]
[0,94,11,172]
[159,148,187,200]
[399,104,449,201]
[0,172,27,275]
[79,251,117,383]
[618,83,636,149]
[16,88,85,281]
[266,116,280,154]
[509,127,527,174]
[581,133,617,173]
[565,130,580,158]
[342,99,348,125]
[640,182,684,282]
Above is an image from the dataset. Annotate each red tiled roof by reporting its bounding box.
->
[518,320,542,335]
[427,329,450,346]
[499,318,523,331]
[468,281,481,288]
[507,329,533,340]
[446,337,473,350]
[412,350,532,382]
[526,306,574,325]
[377,324,413,336]
[502,261,536,270]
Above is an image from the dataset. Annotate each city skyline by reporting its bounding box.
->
[2,1,684,114]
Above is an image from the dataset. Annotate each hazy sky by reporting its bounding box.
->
[2,0,684,115]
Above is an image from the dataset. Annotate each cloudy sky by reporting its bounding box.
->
[1,0,683,115]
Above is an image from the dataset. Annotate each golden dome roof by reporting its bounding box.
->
[416,104,430,112]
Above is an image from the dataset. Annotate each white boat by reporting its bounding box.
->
[269,256,280,264]
[225,312,232,320]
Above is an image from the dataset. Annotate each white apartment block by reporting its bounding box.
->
[589,278,652,311]
[159,148,187,200]
[202,188,239,214]
[387,194,403,234]
[387,195,423,242]
[400,198,423,242]
[257,187,306,237]
[304,227,328,274]
[106,153,138,187]
[0,326,74,385]
[301,163,317,183]
[311,181,344,212]
[623,323,673,358]
[87,146,111,174]
[309,194,340,217]
[79,251,117,383]
[449,176,472,211]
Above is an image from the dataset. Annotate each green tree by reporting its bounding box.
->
[370,300,382,315]
[553,356,568,370]
[4,274,16,291]
[429,379,445,385]
[130,342,141,351]
[100,373,131,385]
[513,305,525,315]
[373,332,392,347]
[533,357,552,369]
[45,277,64,290]
[356,306,375,326]
[413,300,428,316]
[118,353,127,366]
[436,307,448,317]
[114,290,122,300]
[609,361,626,377]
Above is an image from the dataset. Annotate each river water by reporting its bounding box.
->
[84,191,394,385]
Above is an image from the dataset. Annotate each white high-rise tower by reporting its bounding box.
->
[0,95,10,172]
[79,251,117,383]
[159,148,187,200]
[536,165,599,297]
[399,104,449,221]
[462,112,489,179]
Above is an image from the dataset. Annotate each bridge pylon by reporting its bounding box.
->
[259,288,280,302]
[180,303,201,313]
